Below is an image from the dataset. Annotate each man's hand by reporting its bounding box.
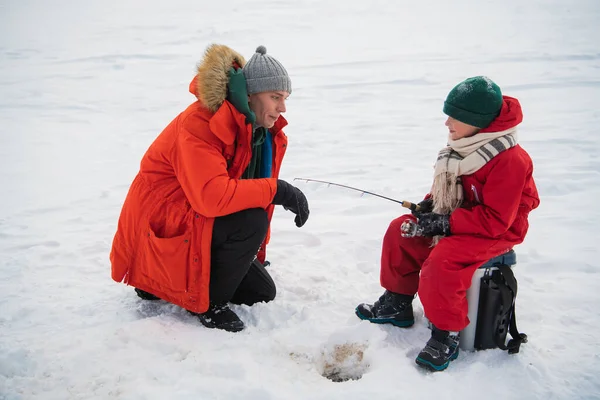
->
[272,180,310,227]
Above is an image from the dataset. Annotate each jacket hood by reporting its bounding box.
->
[480,96,523,133]
[188,44,246,112]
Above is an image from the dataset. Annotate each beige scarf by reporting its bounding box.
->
[430,127,518,242]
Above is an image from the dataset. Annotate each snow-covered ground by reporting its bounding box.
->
[1,0,599,399]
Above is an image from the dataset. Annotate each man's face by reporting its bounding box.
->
[248,91,289,128]
[445,116,479,140]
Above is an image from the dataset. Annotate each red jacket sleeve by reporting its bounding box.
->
[449,150,532,238]
[172,126,277,218]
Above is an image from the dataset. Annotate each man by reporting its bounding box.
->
[110,44,309,332]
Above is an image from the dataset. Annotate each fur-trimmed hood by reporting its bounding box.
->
[189,44,246,113]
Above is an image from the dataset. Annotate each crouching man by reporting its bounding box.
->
[110,45,309,332]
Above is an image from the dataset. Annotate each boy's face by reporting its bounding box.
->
[248,91,289,128]
[445,117,479,140]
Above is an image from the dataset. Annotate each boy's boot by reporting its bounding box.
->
[355,290,414,327]
[415,326,460,371]
[193,303,244,333]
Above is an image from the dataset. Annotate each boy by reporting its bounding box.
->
[355,76,540,371]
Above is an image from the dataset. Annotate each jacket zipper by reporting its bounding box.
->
[471,184,481,203]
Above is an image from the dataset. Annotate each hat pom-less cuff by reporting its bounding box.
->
[443,102,498,129]
[247,76,292,95]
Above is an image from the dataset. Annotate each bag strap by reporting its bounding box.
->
[493,265,528,354]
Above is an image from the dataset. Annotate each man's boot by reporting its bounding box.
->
[193,303,244,333]
[135,288,161,301]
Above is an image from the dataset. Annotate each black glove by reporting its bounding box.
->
[272,180,310,227]
[411,197,434,217]
[416,213,451,237]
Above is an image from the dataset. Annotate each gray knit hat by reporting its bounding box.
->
[243,45,292,95]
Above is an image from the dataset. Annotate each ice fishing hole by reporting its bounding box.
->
[319,343,369,382]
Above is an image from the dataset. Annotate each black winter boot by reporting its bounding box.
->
[135,288,161,301]
[193,303,244,333]
[415,326,460,371]
[355,290,414,327]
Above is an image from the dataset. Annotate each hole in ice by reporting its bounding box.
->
[318,343,369,382]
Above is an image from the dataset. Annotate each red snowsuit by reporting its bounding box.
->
[380,97,540,331]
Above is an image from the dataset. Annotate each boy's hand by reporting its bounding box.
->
[411,198,434,217]
[401,213,450,237]
[417,213,450,237]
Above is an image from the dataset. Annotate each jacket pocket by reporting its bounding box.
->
[143,226,191,292]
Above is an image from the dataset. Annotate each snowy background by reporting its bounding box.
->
[1,0,600,399]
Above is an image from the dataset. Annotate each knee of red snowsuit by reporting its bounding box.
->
[380,214,515,332]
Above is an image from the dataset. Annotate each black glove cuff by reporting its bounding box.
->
[272,179,291,205]
[441,214,451,236]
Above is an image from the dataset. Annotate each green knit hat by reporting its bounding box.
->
[443,76,503,128]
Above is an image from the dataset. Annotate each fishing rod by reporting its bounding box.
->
[293,178,421,212]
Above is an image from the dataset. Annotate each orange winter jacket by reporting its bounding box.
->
[110,45,288,313]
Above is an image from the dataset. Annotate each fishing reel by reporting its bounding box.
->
[400,219,422,237]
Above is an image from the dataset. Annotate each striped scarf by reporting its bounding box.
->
[430,127,518,240]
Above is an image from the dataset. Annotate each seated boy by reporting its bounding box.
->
[355,76,540,371]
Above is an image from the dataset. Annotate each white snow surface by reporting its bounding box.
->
[2,0,600,399]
